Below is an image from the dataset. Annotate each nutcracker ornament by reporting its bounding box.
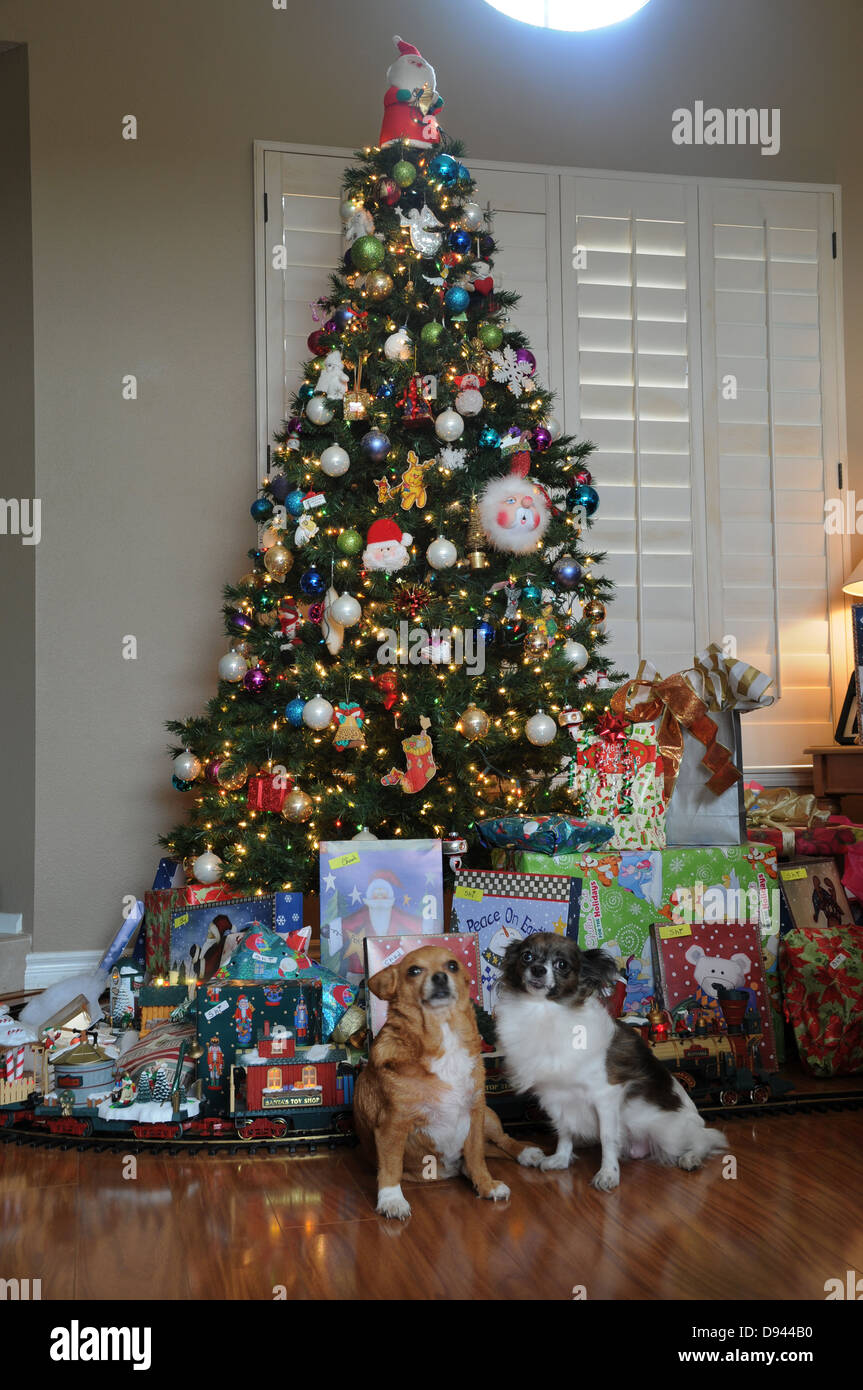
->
[206,1036,225,1090]
[379,36,444,150]
[233,994,256,1046]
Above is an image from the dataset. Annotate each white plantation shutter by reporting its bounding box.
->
[698,186,845,768]
[560,175,707,680]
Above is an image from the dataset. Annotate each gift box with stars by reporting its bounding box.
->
[319,838,444,984]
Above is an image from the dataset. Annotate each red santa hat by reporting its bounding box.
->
[366,517,413,547]
[393,35,422,57]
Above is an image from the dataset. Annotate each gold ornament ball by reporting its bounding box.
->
[583,598,607,624]
[216,761,251,791]
[282,788,313,822]
[263,543,293,580]
[525,629,547,655]
[366,269,394,301]
[458,703,490,742]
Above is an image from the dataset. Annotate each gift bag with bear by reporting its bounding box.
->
[650,920,778,1070]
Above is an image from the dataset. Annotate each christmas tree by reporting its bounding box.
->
[162,36,619,894]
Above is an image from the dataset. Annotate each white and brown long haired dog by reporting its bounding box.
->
[495,933,727,1191]
[354,943,545,1219]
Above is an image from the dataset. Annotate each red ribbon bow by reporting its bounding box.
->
[596,713,629,744]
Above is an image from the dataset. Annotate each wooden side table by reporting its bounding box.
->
[804,746,863,810]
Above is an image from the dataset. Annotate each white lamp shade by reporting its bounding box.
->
[842,558,863,597]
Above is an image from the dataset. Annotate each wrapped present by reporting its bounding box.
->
[568,712,668,850]
[745,785,850,860]
[215,924,355,1041]
[364,933,482,1036]
[476,815,614,856]
[246,773,292,813]
[152,857,184,891]
[142,885,244,979]
[634,644,774,847]
[780,922,863,1076]
[98,899,144,972]
[196,978,323,1108]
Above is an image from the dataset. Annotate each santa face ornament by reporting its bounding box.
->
[363,517,413,572]
[478,470,552,555]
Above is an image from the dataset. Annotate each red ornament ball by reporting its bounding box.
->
[379,178,401,206]
[307,330,327,357]
[575,468,593,486]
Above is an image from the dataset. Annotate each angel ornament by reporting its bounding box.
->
[398,204,444,257]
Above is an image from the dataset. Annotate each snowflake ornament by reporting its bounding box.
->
[437,445,467,472]
[489,346,537,399]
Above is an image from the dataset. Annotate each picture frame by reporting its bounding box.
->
[834,673,859,746]
[778,857,855,934]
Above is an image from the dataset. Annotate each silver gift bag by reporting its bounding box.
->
[665,709,746,847]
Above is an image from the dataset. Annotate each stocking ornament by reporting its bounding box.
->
[381,716,436,793]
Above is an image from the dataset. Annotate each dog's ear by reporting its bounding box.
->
[578,947,621,997]
[502,937,526,967]
[368,965,399,1001]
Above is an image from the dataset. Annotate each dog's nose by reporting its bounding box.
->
[430,971,450,988]
[528,964,546,979]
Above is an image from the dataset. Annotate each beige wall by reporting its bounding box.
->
[0,0,860,955]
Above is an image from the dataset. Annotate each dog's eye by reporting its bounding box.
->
[446,959,459,972]
[553,958,570,974]
[406,965,423,977]
[521,950,533,964]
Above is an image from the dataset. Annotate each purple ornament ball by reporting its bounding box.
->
[229,609,252,633]
[243,667,269,695]
[532,426,552,451]
[268,474,291,504]
[205,760,222,784]
[286,416,303,435]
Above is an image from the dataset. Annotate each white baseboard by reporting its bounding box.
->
[24,950,103,991]
[745,766,814,790]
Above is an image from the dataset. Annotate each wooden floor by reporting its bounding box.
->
[2,1108,863,1300]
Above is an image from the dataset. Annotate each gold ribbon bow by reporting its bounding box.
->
[744,787,830,830]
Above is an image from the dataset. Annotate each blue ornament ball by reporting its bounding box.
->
[449,228,471,253]
[299,567,326,598]
[285,697,305,728]
[478,425,501,449]
[457,163,471,184]
[444,285,470,314]
[250,497,274,522]
[376,380,395,399]
[571,483,599,516]
[286,488,306,518]
[428,153,459,185]
[360,428,391,460]
[476,618,496,644]
[333,304,356,330]
[297,383,314,401]
[172,775,194,792]
[552,556,583,589]
[268,474,290,505]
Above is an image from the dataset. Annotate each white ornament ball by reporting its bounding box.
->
[352,827,379,841]
[340,198,361,221]
[320,443,350,477]
[192,851,223,884]
[455,388,483,416]
[384,329,413,361]
[302,693,335,731]
[305,395,334,426]
[562,640,589,671]
[218,650,248,683]
[173,751,201,782]
[544,415,562,440]
[435,408,465,442]
[426,536,458,569]
[460,201,484,232]
[525,711,557,746]
[330,592,362,627]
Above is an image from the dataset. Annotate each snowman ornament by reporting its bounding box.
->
[454,373,485,417]
[379,35,444,149]
[316,350,350,400]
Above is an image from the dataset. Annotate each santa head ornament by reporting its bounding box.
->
[363,517,413,572]
[381,36,443,148]
[478,452,552,555]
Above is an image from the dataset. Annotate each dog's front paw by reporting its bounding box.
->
[677,1151,703,1171]
[539,1151,572,1171]
[517,1146,547,1168]
[377,1184,411,1220]
[485,1181,511,1202]
[591,1166,620,1192]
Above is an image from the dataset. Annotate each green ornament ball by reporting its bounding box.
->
[478,322,504,349]
[392,160,417,189]
[337,528,363,556]
[420,321,445,348]
[351,235,385,272]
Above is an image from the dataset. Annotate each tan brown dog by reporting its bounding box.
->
[354,942,545,1219]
